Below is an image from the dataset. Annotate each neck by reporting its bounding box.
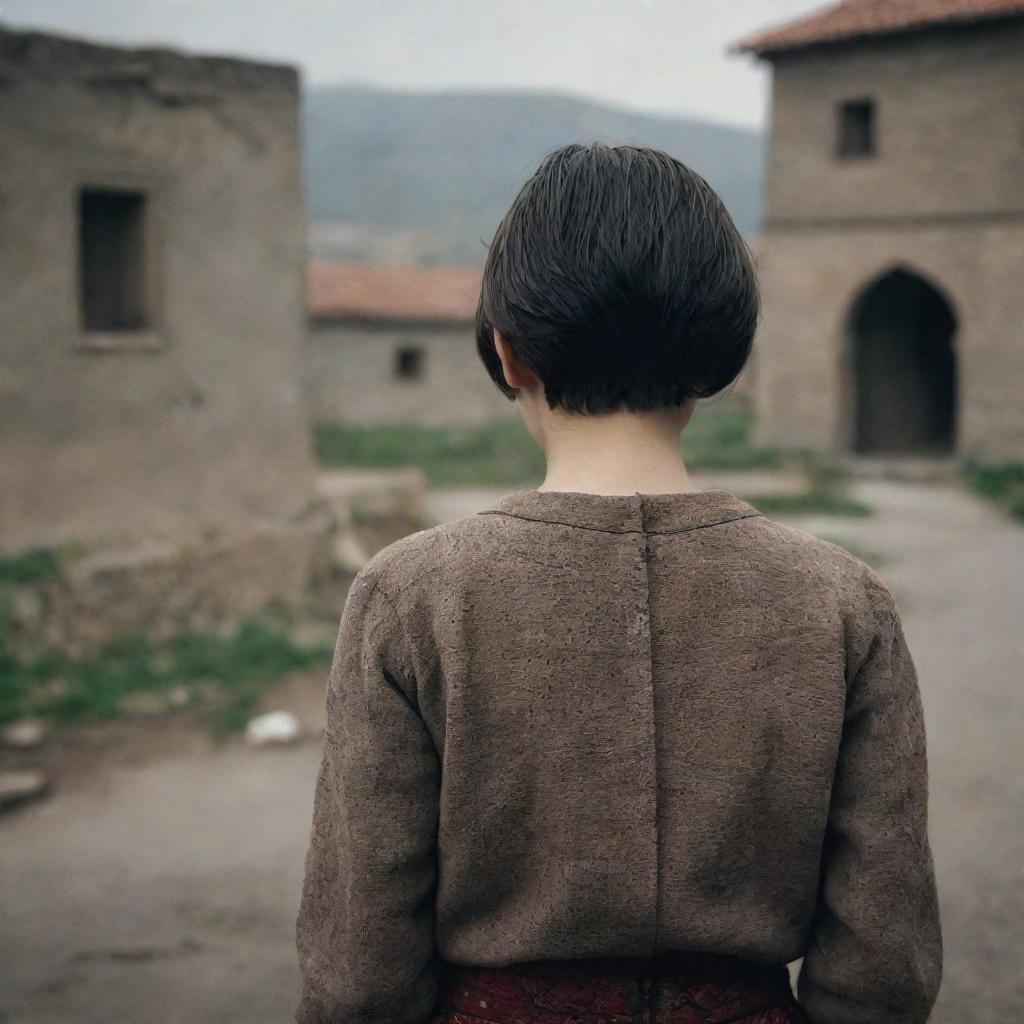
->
[535,407,698,496]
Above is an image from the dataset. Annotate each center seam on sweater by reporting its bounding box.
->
[637,494,660,954]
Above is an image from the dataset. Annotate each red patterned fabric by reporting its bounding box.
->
[430,951,811,1024]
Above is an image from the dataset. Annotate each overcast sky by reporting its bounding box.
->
[2,0,821,128]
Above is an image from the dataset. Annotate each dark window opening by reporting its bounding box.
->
[79,188,148,331]
[837,99,875,159]
[395,345,424,379]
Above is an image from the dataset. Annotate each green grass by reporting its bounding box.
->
[680,406,784,471]
[961,460,1024,522]
[315,406,781,486]
[0,547,62,585]
[744,459,873,518]
[816,536,889,568]
[0,618,333,740]
[315,418,546,486]
[746,491,872,517]
[315,408,871,517]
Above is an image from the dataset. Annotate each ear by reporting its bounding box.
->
[493,328,533,390]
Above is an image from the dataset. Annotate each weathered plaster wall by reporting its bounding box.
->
[307,321,519,428]
[0,29,317,552]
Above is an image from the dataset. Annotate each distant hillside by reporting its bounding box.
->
[303,85,765,265]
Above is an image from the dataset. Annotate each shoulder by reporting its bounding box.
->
[349,510,503,605]
[741,512,902,666]
[736,512,900,638]
[742,511,888,590]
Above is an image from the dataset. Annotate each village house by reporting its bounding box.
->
[736,0,1024,462]
[0,27,316,553]
[306,261,757,429]
[306,261,514,428]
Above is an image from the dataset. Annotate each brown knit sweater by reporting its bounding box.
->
[294,488,942,1024]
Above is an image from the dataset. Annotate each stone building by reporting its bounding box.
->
[307,261,757,429]
[0,28,316,553]
[307,262,517,428]
[737,0,1024,461]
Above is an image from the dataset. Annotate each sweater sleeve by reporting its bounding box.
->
[295,568,442,1024]
[797,578,943,1024]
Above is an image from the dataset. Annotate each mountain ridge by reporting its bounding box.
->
[303,84,765,265]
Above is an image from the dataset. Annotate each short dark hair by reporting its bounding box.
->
[475,142,759,414]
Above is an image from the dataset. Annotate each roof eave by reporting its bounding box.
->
[733,10,1024,59]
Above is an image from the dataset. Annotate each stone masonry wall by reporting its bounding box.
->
[754,20,1024,460]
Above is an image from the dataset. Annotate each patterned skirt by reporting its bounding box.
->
[429,950,811,1024]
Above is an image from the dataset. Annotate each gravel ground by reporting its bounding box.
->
[0,476,1020,1024]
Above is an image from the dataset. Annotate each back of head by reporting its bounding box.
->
[475,141,759,414]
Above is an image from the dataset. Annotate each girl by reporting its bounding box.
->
[294,142,942,1024]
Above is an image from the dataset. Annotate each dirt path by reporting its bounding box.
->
[1,476,1021,1023]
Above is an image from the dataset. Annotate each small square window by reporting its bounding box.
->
[395,345,424,379]
[79,188,148,331]
[837,99,875,159]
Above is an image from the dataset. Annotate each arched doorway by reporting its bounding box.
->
[848,267,958,454]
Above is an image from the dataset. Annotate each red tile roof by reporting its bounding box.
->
[308,261,482,324]
[736,0,1024,55]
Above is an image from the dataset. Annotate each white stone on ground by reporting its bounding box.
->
[0,770,49,811]
[1,717,50,748]
[245,710,302,747]
[167,685,192,708]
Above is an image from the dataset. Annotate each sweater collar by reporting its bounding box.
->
[476,487,763,534]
